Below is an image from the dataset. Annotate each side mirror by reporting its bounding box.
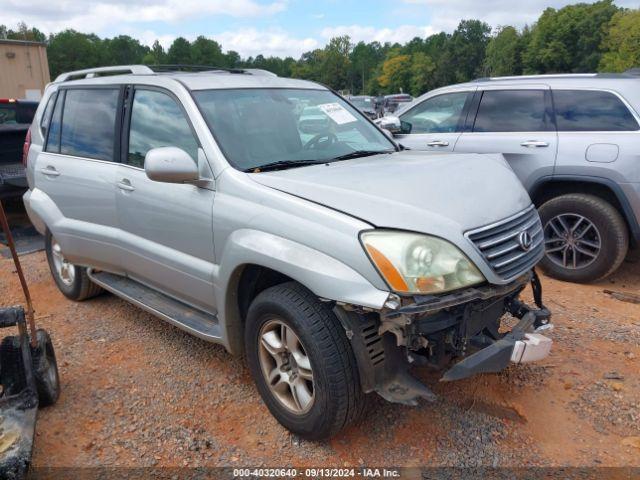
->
[144,147,199,183]
[375,115,401,134]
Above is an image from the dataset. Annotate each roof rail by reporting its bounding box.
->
[625,68,640,76]
[475,73,598,82]
[243,69,278,77]
[149,64,246,74]
[149,65,278,76]
[55,65,154,83]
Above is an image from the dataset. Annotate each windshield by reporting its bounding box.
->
[350,97,373,109]
[193,88,395,171]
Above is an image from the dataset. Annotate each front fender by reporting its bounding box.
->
[215,229,390,354]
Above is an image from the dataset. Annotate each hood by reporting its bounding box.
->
[249,151,531,237]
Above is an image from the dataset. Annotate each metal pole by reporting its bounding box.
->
[0,200,37,347]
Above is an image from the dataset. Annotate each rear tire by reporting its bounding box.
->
[244,282,366,440]
[45,230,102,301]
[538,194,628,283]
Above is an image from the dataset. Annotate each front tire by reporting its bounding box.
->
[45,231,103,301]
[244,282,365,440]
[538,194,628,283]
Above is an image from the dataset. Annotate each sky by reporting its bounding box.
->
[2,0,637,59]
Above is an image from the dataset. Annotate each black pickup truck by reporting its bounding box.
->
[0,99,37,199]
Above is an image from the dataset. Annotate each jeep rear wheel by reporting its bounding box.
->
[538,194,628,283]
[45,231,103,301]
[244,282,365,440]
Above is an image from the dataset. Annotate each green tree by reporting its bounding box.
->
[446,20,492,82]
[350,41,384,94]
[409,52,435,96]
[1,22,46,42]
[523,0,620,73]
[103,35,148,65]
[191,36,225,66]
[320,36,352,90]
[485,26,523,76]
[142,40,167,65]
[599,9,640,72]
[47,30,105,78]
[167,37,192,64]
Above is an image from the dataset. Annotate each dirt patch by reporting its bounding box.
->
[1,251,639,468]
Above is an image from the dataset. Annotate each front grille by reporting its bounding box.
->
[466,205,544,281]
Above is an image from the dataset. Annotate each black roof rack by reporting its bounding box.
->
[148,64,247,74]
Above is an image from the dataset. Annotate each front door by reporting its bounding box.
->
[454,86,558,191]
[395,90,475,152]
[116,87,216,314]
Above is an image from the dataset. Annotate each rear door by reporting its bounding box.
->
[455,86,558,191]
[34,86,123,272]
[395,90,475,152]
[552,88,640,184]
[116,86,216,313]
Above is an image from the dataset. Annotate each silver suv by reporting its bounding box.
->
[379,73,640,283]
[23,65,553,439]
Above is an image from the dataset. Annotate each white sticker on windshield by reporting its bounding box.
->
[318,102,357,125]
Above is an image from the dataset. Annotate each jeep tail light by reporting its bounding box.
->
[22,129,31,167]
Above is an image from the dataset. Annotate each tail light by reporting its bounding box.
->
[22,128,31,167]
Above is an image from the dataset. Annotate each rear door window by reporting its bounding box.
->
[59,88,120,161]
[127,89,199,168]
[473,90,552,132]
[553,90,639,131]
[400,92,470,134]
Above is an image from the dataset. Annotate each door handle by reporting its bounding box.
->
[426,140,450,147]
[117,179,135,191]
[520,140,549,148]
[40,166,60,177]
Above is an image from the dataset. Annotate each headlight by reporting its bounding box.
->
[361,230,485,294]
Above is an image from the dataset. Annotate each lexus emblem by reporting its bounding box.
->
[518,231,533,251]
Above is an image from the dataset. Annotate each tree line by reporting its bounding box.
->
[1,0,639,97]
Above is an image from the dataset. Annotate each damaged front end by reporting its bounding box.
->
[335,270,552,405]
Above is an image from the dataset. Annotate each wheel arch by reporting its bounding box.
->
[216,230,390,356]
[530,175,640,247]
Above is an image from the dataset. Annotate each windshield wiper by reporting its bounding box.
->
[244,159,325,173]
[328,150,394,162]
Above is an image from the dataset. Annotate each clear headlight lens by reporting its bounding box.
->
[361,230,485,294]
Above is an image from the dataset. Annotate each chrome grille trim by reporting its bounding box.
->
[465,205,545,281]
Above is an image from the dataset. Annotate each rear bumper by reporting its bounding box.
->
[21,189,46,235]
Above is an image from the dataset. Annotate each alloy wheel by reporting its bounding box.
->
[258,318,314,414]
[51,238,76,286]
[544,213,601,270]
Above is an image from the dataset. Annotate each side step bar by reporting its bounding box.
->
[87,270,222,343]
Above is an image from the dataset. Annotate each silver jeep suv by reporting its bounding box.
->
[23,65,553,439]
[380,72,640,283]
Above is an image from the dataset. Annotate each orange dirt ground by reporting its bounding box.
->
[0,249,638,469]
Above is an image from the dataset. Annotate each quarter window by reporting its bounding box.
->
[45,91,64,153]
[59,89,119,161]
[127,89,198,168]
[400,92,469,134]
[553,90,639,131]
[40,93,57,135]
[473,90,552,132]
